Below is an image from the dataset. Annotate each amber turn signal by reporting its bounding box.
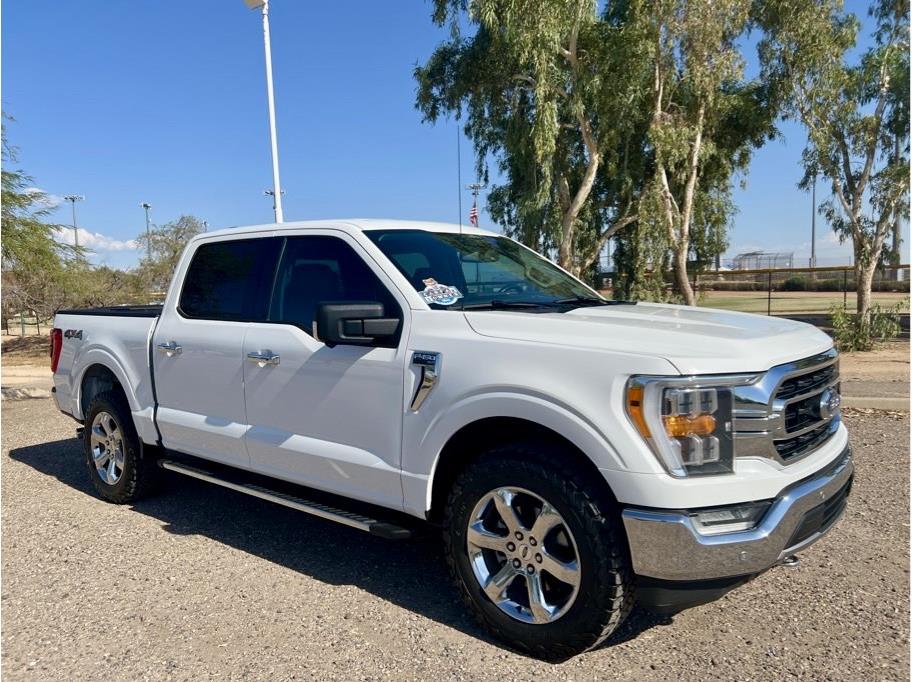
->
[663,414,717,438]
[626,385,651,438]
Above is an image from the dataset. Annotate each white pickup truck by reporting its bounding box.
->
[51,219,852,659]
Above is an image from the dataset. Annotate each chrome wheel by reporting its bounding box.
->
[467,486,581,624]
[89,411,125,485]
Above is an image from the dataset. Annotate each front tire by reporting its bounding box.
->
[83,390,158,504]
[443,443,634,660]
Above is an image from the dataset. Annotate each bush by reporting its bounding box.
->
[830,301,905,352]
[782,276,808,291]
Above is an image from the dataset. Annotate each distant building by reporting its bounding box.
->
[730,251,794,270]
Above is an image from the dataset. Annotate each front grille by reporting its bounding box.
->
[787,475,853,547]
[732,348,841,464]
[775,421,836,461]
[776,363,838,401]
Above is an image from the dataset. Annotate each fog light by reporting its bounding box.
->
[691,501,772,535]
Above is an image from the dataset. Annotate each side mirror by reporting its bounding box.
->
[314,302,400,347]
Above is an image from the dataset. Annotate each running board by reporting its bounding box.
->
[159,459,413,540]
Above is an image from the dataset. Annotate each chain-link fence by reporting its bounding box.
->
[696,265,909,315]
[599,265,910,315]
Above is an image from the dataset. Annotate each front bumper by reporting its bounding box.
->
[621,446,853,581]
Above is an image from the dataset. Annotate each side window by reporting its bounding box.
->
[179,238,281,321]
[269,236,401,337]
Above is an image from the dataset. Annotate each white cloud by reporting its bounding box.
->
[54,226,138,252]
[24,186,63,210]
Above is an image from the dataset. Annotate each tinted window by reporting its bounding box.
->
[269,236,401,335]
[179,238,281,321]
[366,229,595,309]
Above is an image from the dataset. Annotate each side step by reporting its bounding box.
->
[159,459,414,540]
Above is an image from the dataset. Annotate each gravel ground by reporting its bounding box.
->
[1,399,908,681]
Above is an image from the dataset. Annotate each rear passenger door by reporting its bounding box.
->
[153,235,281,469]
[242,232,409,510]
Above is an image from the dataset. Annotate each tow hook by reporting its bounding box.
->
[781,554,800,568]
[75,427,84,440]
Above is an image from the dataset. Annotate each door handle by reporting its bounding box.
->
[247,350,280,366]
[157,341,182,357]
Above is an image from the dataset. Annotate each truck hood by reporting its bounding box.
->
[463,301,834,375]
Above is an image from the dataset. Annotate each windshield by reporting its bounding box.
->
[365,229,602,310]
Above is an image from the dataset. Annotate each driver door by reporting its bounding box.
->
[242,232,410,509]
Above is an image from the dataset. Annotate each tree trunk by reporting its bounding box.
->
[673,245,694,305]
[857,262,876,323]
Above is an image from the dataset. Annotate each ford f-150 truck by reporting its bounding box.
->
[51,219,852,659]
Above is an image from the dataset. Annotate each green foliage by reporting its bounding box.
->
[417,0,774,302]
[134,215,205,293]
[830,300,904,351]
[1,116,80,320]
[416,0,651,275]
[782,276,808,292]
[758,0,909,320]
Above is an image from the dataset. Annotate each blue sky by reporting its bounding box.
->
[2,1,903,269]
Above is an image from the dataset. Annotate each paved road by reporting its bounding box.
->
[1,399,908,680]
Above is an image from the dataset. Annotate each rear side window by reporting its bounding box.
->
[179,238,281,321]
[269,236,401,336]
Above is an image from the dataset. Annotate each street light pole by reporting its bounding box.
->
[63,194,84,249]
[264,189,285,217]
[140,202,152,260]
[245,0,284,223]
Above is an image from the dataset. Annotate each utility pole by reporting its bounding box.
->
[63,194,84,249]
[245,0,284,223]
[140,202,152,260]
[810,175,817,269]
[456,126,463,233]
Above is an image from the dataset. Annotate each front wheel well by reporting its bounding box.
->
[427,417,615,524]
[80,364,126,418]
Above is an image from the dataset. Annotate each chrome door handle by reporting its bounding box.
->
[247,350,280,366]
[157,341,182,357]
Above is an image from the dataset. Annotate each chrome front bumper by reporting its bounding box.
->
[621,447,853,581]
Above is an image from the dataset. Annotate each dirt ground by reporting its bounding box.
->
[1,398,907,681]
[840,341,910,399]
[1,336,50,366]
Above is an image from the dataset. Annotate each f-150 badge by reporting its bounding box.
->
[420,278,463,306]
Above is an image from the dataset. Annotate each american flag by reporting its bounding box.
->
[468,204,478,227]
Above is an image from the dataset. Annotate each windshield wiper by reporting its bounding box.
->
[460,300,558,310]
[553,296,635,307]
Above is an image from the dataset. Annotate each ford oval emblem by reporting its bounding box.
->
[818,388,841,420]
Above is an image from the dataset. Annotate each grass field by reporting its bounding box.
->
[697,290,910,315]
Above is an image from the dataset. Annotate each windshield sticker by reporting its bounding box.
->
[420,278,464,306]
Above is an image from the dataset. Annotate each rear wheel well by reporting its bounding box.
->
[80,364,126,418]
[427,417,614,524]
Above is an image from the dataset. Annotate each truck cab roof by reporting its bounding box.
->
[199,218,496,241]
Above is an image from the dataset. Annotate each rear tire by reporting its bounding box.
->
[83,390,158,503]
[443,442,634,660]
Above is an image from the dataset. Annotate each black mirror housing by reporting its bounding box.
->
[315,302,400,347]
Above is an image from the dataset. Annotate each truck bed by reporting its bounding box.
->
[55,304,163,318]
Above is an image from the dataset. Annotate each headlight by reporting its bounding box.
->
[625,375,753,477]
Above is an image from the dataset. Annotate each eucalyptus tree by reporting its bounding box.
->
[415,0,652,278]
[632,0,758,305]
[758,0,909,323]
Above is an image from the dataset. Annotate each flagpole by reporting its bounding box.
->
[466,182,484,228]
